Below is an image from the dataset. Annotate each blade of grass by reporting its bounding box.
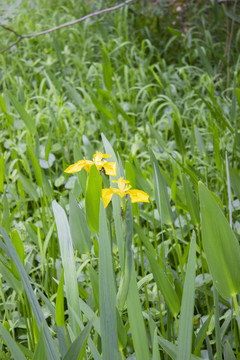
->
[176,234,196,360]
[0,322,27,360]
[198,182,240,300]
[52,200,81,336]
[99,200,120,360]
[0,224,59,360]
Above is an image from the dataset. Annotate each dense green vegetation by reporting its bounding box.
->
[0,0,240,359]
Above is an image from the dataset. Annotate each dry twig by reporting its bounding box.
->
[0,0,134,54]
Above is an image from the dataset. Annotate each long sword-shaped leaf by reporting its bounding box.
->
[158,337,201,360]
[0,322,27,360]
[199,182,240,299]
[126,264,150,360]
[146,250,180,317]
[99,201,120,360]
[150,151,174,225]
[63,319,93,360]
[117,196,133,311]
[176,235,196,360]
[6,91,36,133]
[0,225,59,360]
[52,200,81,336]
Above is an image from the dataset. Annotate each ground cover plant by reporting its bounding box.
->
[0,0,240,359]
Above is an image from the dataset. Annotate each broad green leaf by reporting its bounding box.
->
[194,309,214,356]
[146,250,180,317]
[199,182,240,299]
[85,165,102,233]
[182,174,200,225]
[52,200,81,335]
[194,125,206,156]
[10,230,25,281]
[33,325,49,360]
[0,322,27,360]
[224,341,237,360]
[90,92,113,120]
[55,268,65,327]
[0,259,23,293]
[196,44,213,77]
[173,119,185,156]
[63,319,93,360]
[102,47,112,92]
[6,91,36,133]
[0,225,59,360]
[230,168,240,201]
[99,201,120,360]
[126,265,150,360]
[19,172,39,201]
[225,10,240,23]
[158,337,201,360]
[150,151,174,225]
[2,193,10,233]
[176,236,196,360]
[0,155,4,192]
[27,146,43,189]
[69,194,91,254]
[117,196,133,311]
[0,92,14,125]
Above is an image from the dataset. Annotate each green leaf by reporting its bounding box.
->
[0,225,59,360]
[126,266,150,360]
[6,91,36,133]
[0,155,4,192]
[224,341,237,360]
[194,309,214,356]
[52,200,81,335]
[173,119,186,156]
[0,322,27,360]
[230,168,240,201]
[55,268,65,327]
[158,337,201,360]
[10,229,25,280]
[69,194,91,254]
[27,146,43,189]
[99,201,120,360]
[146,250,180,317]
[225,10,240,23]
[176,235,196,360]
[199,182,240,299]
[63,319,93,360]
[0,259,23,293]
[151,151,174,225]
[117,196,133,311]
[182,174,200,225]
[33,325,49,360]
[85,164,102,233]
[19,172,39,201]
[102,47,113,92]
[196,44,213,77]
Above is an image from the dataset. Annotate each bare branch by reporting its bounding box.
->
[0,0,134,54]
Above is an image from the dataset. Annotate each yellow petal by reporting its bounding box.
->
[93,151,111,162]
[127,189,149,203]
[101,154,111,159]
[64,160,92,173]
[102,188,114,208]
[103,162,117,176]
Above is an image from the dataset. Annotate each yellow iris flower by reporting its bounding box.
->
[102,177,149,208]
[64,151,117,176]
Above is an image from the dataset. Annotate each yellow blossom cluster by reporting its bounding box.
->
[65,151,149,208]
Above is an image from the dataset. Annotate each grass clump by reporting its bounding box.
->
[0,0,240,359]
